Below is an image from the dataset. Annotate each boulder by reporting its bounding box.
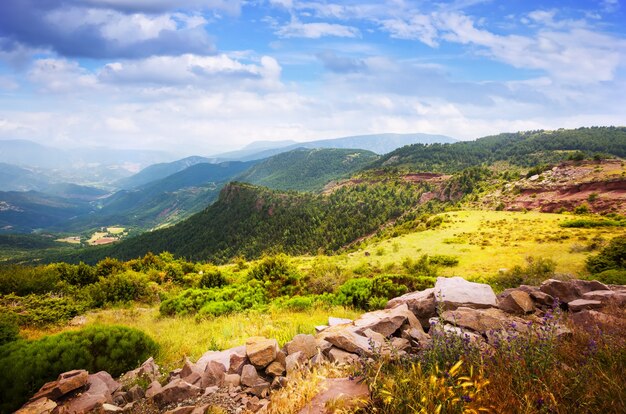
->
[121,357,160,384]
[145,381,162,399]
[353,304,421,337]
[197,345,246,373]
[248,381,270,398]
[265,361,286,377]
[320,326,375,355]
[126,385,144,402]
[434,277,497,310]
[201,360,226,388]
[441,307,524,334]
[401,327,431,347]
[539,279,608,304]
[315,325,328,334]
[15,398,57,414]
[390,337,411,352]
[518,285,554,307]
[328,317,353,326]
[297,378,369,414]
[151,379,201,407]
[271,376,288,390]
[285,351,308,377]
[62,372,119,414]
[30,369,89,401]
[224,373,241,387]
[583,290,626,305]
[568,299,603,312]
[386,288,437,328]
[328,348,359,364]
[246,337,279,369]
[285,334,317,358]
[316,339,333,355]
[497,290,535,314]
[241,364,261,388]
[570,310,624,330]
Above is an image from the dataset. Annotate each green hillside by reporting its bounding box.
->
[236,148,379,191]
[372,127,626,172]
[66,179,432,263]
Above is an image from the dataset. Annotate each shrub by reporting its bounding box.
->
[0,311,19,346]
[573,203,591,214]
[401,255,439,277]
[494,256,557,290]
[57,262,98,287]
[280,295,315,312]
[586,236,626,274]
[428,255,460,267]
[248,255,302,298]
[303,258,347,294]
[199,267,227,289]
[0,325,157,413]
[0,265,60,295]
[94,257,126,278]
[88,271,150,307]
[335,278,373,310]
[0,294,88,327]
[588,269,626,285]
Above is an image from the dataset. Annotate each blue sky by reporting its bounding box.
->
[0,0,624,155]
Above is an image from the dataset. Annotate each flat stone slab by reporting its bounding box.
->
[435,277,497,310]
[297,378,369,414]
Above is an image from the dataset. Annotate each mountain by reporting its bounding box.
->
[66,179,430,264]
[41,183,109,200]
[0,191,93,233]
[116,156,212,189]
[209,133,457,162]
[236,148,379,191]
[371,127,626,172]
[63,160,259,231]
[0,163,52,192]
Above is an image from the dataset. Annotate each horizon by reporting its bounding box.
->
[0,0,625,155]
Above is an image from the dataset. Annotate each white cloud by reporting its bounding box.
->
[28,59,99,93]
[380,14,439,46]
[276,18,360,38]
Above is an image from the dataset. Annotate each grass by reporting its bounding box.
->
[22,305,360,371]
[293,211,625,280]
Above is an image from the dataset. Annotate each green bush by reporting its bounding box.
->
[493,256,557,290]
[0,294,88,327]
[0,265,60,295]
[335,278,373,310]
[0,311,19,346]
[560,218,624,228]
[586,236,626,274]
[199,267,227,289]
[0,325,157,413]
[88,271,150,307]
[248,255,302,298]
[94,257,126,278]
[428,255,460,267]
[57,262,98,287]
[587,269,626,285]
[281,295,314,312]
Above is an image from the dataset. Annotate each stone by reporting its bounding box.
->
[15,398,57,414]
[353,304,421,337]
[583,290,626,305]
[62,372,118,414]
[297,378,369,414]
[126,385,144,402]
[568,299,603,312]
[328,317,353,326]
[402,327,430,346]
[246,337,279,369]
[328,347,359,364]
[274,350,287,366]
[518,285,554,307]
[285,334,318,358]
[198,345,246,373]
[285,351,308,377]
[103,403,124,413]
[435,277,497,310]
[539,279,608,304]
[390,337,411,352]
[315,325,328,334]
[165,406,194,414]
[265,361,286,377]
[248,381,270,398]
[320,326,374,355]
[386,288,437,328]
[441,307,523,334]
[151,379,201,407]
[241,364,261,388]
[31,369,89,401]
[271,376,288,390]
[145,381,162,399]
[201,360,226,388]
[316,339,333,355]
[570,310,624,330]
[121,357,160,384]
[497,290,535,314]
[224,373,242,387]
[167,368,182,382]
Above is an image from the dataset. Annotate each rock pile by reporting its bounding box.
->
[18,277,625,414]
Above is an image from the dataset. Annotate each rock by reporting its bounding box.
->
[248,381,270,398]
[402,327,430,346]
[316,339,333,355]
[198,345,247,374]
[583,290,626,305]
[126,385,144,402]
[285,351,308,377]
[328,347,359,364]
[246,337,279,369]
[386,288,437,328]
[165,406,195,414]
[297,378,369,414]
[353,304,421,337]
[151,379,201,406]
[441,307,524,334]
[62,372,119,414]
[167,368,182,382]
[265,361,286,377]
[31,369,89,401]
[203,385,218,396]
[315,325,328,334]
[320,326,374,355]
[103,403,124,413]
[539,279,608,304]
[518,285,554,307]
[568,299,603,312]
[328,317,353,326]
[434,277,497,310]
[224,373,241,387]
[285,334,317,358]
[145,381,162,399]
[497,290,535,314]
[390,337,411,352]
[241,364,261,388]
[15,398,57,414]
[271,376,288,390]
[121,357,160,384]
[362,328,387,349]
[570,310,624,330]
[202,360,226,388]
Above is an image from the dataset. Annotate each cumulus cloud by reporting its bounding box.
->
[379,14,439,46]
[0,0,216,59]
[28,58,99,93]
[276,18,360,38]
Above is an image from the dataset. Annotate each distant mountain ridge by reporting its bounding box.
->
[116,156,212,189]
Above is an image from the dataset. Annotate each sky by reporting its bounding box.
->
[0,0,624,156]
